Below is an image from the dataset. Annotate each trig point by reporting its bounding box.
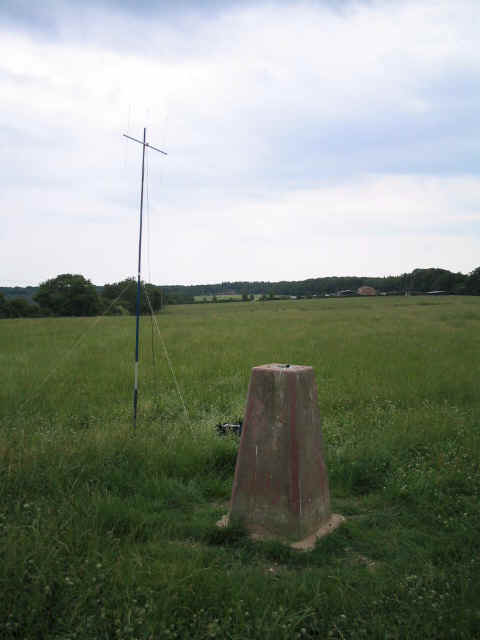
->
[225,364,343,548]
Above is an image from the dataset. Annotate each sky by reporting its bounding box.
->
[2,0,480,286]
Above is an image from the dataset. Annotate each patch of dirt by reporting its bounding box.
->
[344,546,378,573]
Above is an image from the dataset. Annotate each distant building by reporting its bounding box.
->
[357,286,376,296]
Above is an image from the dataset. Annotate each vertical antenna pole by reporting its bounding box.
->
[123,128,167,429]
[133,127,147,429]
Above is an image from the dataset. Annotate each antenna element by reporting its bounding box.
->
[123,128,167,429]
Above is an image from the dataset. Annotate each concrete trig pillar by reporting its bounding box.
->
[227,364,342,547]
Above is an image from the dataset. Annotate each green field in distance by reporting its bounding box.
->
[1,296,479,638]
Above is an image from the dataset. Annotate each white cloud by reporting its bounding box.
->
[144,174,479,282]
[1,0,479,285]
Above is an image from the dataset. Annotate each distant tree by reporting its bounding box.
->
[144,283,163,312]
[102,277,164,314]
[0,293,10,318]
[8,297,40,318]
[102,277,136,313]
[466,267,480,295]
[34,274,101,316]
[104,302,130,315]
[241,292,248,301]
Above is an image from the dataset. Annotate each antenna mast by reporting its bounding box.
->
[123,128,167,429]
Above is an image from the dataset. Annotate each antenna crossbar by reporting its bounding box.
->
[123,134,168,155]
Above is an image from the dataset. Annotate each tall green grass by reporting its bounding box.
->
[1,296,479,638]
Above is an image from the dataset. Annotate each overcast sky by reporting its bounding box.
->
[2,0,480,286]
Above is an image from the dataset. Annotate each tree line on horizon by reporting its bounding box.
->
[1,266,480,318]
[163,267,480,300]
[0,275,165,319]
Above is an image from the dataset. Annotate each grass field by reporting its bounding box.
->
[193,294,244,302]
[1,296,479,639]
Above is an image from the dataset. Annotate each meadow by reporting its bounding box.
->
[1,296,479,639]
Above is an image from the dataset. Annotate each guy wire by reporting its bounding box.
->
[143,284,191,429]
[145,146,152,286]
[16,280,136,415]
[143,145,157,380]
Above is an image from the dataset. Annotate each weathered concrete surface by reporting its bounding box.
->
[290,513,345,550]
[228,364,332,541]
[217,512,345,550]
